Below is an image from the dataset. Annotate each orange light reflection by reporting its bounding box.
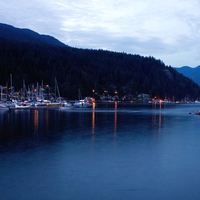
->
[114,102,118,138]
[92,102,95,137]
[34,110,39,135]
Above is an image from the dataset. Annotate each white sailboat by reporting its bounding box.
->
[47,78,61,107]
[0,85,9,110]
[59,101,73,109]
[74,89,92,108]
[14,103,31,109]
[0,103,9,110]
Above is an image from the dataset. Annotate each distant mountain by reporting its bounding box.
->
[175,66,200,86]
[0,23,66,46]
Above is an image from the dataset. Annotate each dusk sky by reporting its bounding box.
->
[1,0,200,67]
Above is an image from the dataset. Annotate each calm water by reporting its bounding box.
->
[0,103,200,200]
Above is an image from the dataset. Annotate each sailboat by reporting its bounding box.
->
[0,85,9,110]
[0,102,9,110]
[47,78,61,107]
[74,89,92,108]
[0,88,8,109]
[59,101,73,109]
[14,102,31,109]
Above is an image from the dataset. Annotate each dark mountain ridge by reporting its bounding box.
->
[0,23,200,101]
[0,23,66,46]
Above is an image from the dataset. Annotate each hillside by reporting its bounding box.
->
[0,23,200,101]
[175,66,200,86]
[0,23,65,47]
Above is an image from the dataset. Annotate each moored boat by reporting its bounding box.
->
[60,101,73,109]
[34,100,50,107]
[194,110,200,115]
[74,99,92,108]
[46,101,61,107]
[14,102,32,109]
[0,102,9,110]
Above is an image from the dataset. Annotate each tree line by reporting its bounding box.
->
[0,37,200,101]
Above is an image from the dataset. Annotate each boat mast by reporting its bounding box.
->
[55,78,61,101]
[10,74,12,98]
[41,80,44,100]
[78,89,82,100]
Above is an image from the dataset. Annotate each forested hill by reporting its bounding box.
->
[0,23,65,47]
[0,24,200,101]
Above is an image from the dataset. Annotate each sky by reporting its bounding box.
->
[1,0,200,68]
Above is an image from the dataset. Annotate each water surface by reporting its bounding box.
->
[0,103,200,200]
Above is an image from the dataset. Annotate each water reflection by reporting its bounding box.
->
[114,102,118,138]
[91,102,166,141]
[152,106,163,135]
[152,101,164,109]
[33,110,39,134]
[2,104,200,200]
[45,109,49,132]
[0,108,59,151]
[0,103,179,152]
[92,103,95,142]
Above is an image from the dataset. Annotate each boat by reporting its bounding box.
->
[46,78,62,108]
[74,99,92,108]
[5,100,17,109]
[74,89,92,108]
[194,110,200,115]
[34,100,50,107]
[14,102,31,109]
[60,101,73,109]
[0,102,9,110]
[46,101,61,107]
[0,86,9,110]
